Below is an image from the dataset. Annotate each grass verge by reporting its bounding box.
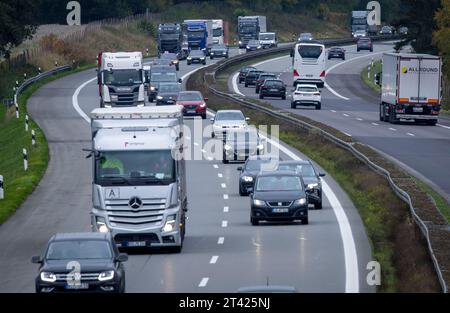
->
[361,60,382,93]
[0,64,91,225]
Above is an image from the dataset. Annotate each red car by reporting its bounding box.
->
[176,91,208,119]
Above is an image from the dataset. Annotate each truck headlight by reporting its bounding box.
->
[110,95,118,101]
[246,46,250,49]
[40,272,57,283]
[150,86,156,91]
[239,41,242,45]
[253,199,265,206]
[163,215,177,233]
[157,96,163,100]
[98,270,115,281]
[96,217,109,233]
[294,198,307,206]
[242,176,253,182]
[307,183,319,190]
[224,144,232,151]
[187,57,192,60]
[200,57,205,60]
[257,144,264,150]
[173,60,179,64]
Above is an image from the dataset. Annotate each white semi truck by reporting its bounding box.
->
[97,52,145,107]
[88,106,187,252]
[212,19,224,45]
[380,53,442,125]
[238,16,267,48]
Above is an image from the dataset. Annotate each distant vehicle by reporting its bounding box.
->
[246,39,262,52]
[259,32,278,48]
[353,29,368,38]
[222,127,265,163]
[255,73,278,93]
[291,84,322,110]
[210,110,249,138]
[157,23,183,57]
[380,26,393,35]
[187,49,206,65]
[212,19,224,45]
[380,53,442,125]
[399,26,408,36]
[357,37,373,52]
[351,11,368,36]
[250,171,309,225]
[277,160,325,210]
[237,156,279,196]
[238,66,256,83]
[238,16,267,49]
[176,91,208,119]
[155,82,181,106]
[32,232,128,293]
[210,44,229,59]
[184,19,213,54]
[298,32,313,41]
[148,65,181,102]
[328,47,346,60]
[244,69,265,87]
[259,79,287,100]
[143,65,151,92]
[293,41,326,88]
[159,52,180,71]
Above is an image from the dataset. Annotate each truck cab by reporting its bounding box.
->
[157,23,183,57]
[89,106,187,252]
[238,16,266,49]
[98,52,145,107]
[212,19,224,45]
[184,20,213,54]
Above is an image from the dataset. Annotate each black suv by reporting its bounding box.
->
[187,49,206,65]
[238,66,256,83]
[32,232,128,293]
[259,79,286,100]
[237,156,278,196]
[255,73,277,93]
[244,69,264,87]
[156,82,181,106]
[210,44,229,59]
[251,171,309,225]
[357,38,373,52]
[328,47,345,60]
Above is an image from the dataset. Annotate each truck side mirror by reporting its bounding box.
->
[178,78,183,83]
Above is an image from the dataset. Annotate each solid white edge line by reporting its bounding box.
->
[198,277,209,287]
[325,82,350,101]
[437,123,450,130]
[232,72,245,96]
[207,109,360,293]
[72,77,96,123]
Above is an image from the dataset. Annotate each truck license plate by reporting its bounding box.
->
[413,107,423,113]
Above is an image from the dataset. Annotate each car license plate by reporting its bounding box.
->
[306,74,313,77]
[272,208,289,213]
[126,241,146,247]
[65,283,89,290]
[413,107,423,113]
[270,89,278,92]
[187,110,196,114]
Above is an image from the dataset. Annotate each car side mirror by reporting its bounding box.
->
[31,256,42,264]
[116,253,128,263]
[319,173,326,177]
[178,78,182,83]
[237,167,243,171]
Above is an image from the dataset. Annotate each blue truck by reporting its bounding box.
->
[183,20,213,55]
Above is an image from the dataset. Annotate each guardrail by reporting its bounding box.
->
[199,36,448,293]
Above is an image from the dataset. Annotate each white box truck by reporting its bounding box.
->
[380,53,442,125]
[97,52,145,107]
[88,106,187,252]
[212,19,224,45]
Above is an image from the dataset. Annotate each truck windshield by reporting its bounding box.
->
[298,45,323,59]
[213,28,223,37]
[188,31,205,39]
[352,18,367,25]
[95,150,176,186]
[240,25,256,33]
[160,33,180,40]
[104,69,142,86]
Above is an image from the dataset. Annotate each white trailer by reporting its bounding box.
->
[380,53,442,125]
[212,19,224,45]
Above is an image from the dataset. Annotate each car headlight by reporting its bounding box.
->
[187,57,192,60]
[253,199,265,206]
[162,215,177,233]
[200,103,206,108]
[157,96,163,100]
[307,183,319,190]
[242,176,253,182]
[257,45,262,49]
[40,272,56,283]
[224,144,232,151]
[246,46,250,49]
[294,198,307,206]
[150,86,156,91]
[200,57,205,60]
[96,217,109,233]
[98,270,115,281]
[173,60,179,64]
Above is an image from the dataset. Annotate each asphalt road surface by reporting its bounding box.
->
[0,48,374,293]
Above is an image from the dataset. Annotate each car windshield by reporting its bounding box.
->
[190,50,204,57]
[248,40,259,45]
[259,75,276,80]
[264,80,283,87]
[297,86,317,92]
[95,150,175,186]
[216,111,245,121]
[104,69,142,86]
[212,45,226,50]
[46,240,112,260]
[158,84,181,93]
[248,71,263,76]
[178,92,202,101]
[241,67,255,73]
[256,175,303,192]
[260,34,274,40]
[298,45,323,59]
[278,164,316,177]
[151,72,177,82]
[246,159,277,171]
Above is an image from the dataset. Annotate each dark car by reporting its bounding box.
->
[259,79,286,100]
[277,160,326,209]
[222,127,265,164]
[156,82,182,106]
[250,171,309,225]
[237,156,278,196]
[357,38,373,52]
[298,33,313,42]
[328,47,346,60]
[399,26,408,36]
[148,65,181,102]
[210,44,229,59]
[244,69,264,87]
[246,40,262,53]
[32,232,128,293]
[255,73,277,93]
[238,66,256,83]
[159,52,180,71]
[379,26,393,35]
[187,49,206,65]
[176,91,208,119]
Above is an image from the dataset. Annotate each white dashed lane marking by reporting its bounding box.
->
[198,278,209,287]
[209,256,219,264]
[223,206,229,213]
[222,221,228,228]
[218,237,225,245]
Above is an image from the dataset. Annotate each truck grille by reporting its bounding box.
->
[114,233,159,244]
[116,93,137,106]
[105,198,166,228]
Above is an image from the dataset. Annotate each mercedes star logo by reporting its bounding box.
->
[128,197,143,210]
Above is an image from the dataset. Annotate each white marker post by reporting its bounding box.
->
[15,95,19,119]
[23,148,28,171]
[25,115,29,132]
[367,65,371,79]
[0,175,4,200]
[31,130,36,146]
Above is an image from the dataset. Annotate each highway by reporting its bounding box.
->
[230,42,450,202]
[0,48,374,293]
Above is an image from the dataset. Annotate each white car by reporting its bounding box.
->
[211,110,249,138]
[291,84,322,110]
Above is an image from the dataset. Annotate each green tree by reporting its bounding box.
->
[0,0,38,58]
[433,0,450,77]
